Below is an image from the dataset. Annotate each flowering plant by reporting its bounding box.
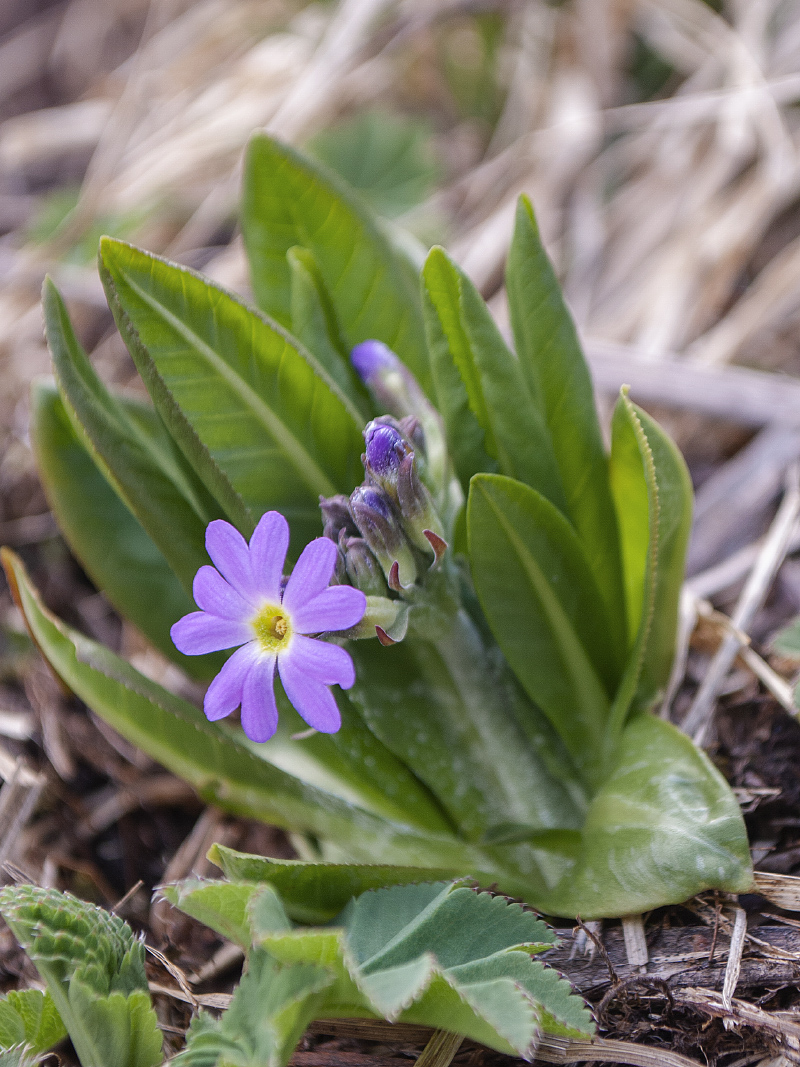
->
[4,134,752,919]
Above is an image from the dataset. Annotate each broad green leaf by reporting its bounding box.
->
[242,134,431,395]
[208,848,471,925]
[2,550,483,872]
[31,383,223,682]
[42,278,221,594]
[506,197,626,660]
[609,393,692,718]
[0,991,65,1056]
[422,248,567,510]
[287,247,370,417]
[99,238,365,556]
[467,474,613,785]
[172,950,332,1067]
[533,715,753,918]
[264,692,456,836]
[0,886,162,1067]
[159,879,282,949]
[349,615,583,847]
[308,111,440,218]
[260,881,593,1053]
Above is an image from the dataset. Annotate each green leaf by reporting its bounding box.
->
[2,550,482,873]
[307,111,440,218]
[534,715,753,918]
[99,238,365,556]
[173,951,333,1067]
[609,392,693,720]
[772,615,800,656]
[261,881,593,1054]
[0,990,66,1056]
[265,692,456,836]
[467,474,613,786]
[159,879,284,949]
[506,197,626,661]
[242,134,430,395]
[207,848,471,925]
[287,247,370,417]
[42,277,221,595]
[349,616,583,846]
[0,886,162,1067]
[31,382,223,682]
[422,247,567,510]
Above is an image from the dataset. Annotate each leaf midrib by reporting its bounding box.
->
[477,484,608,752]
[119,269,339,499]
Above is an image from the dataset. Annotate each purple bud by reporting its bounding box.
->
[320,493,359,542]
[348,485,417,588]
[342,536,389,597]
[364,421,411,499]
[351,340,398,384]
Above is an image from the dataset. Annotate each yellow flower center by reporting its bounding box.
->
[251,603,292,652]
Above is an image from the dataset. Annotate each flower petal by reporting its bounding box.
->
[281,634,355,687]
[282,537,337,614]
[279,649,342,733]
[249,511,289,599]
[203,643,259,721]
[240,652,279,742]
[206,520,253,597]
[193,566,253,619]
[291,586,367,634]
[171,612,251,655]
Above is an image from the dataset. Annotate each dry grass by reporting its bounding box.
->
[4,0,800,1062]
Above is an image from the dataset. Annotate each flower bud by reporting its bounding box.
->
[340,596,409,644]
[363,421,410,502]
[396,453,447,560]
[351,341,451,503]
[348,485,417,589]
[319,493,359,542]
[342,536,389,597]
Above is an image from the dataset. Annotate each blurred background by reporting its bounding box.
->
[1,0,800,943]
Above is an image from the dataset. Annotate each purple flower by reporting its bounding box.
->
[350,340,397,384]
[170,513,367,742]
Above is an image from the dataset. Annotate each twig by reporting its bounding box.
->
[621,914,648,971]
[681,465,800,744]
[415,1030,464,1067]
[721,907,747,1027]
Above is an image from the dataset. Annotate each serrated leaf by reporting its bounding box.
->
[208,848,471,925]
[422,247,566,510]
[0,990,66,1056]
[259,881,593,1056]
[467,473,612,786]
[31,380,223,682]
[506,197,626,661]
[0,886,161,1067]
[242,135,430,395]
[99,238,365,557]
[2,550,482,874]
[308,111,439,218]
[533,715,753,918]
[159,879,278,950]
[180,949,331,1067]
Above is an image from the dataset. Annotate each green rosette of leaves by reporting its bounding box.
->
[7,133,753,919]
